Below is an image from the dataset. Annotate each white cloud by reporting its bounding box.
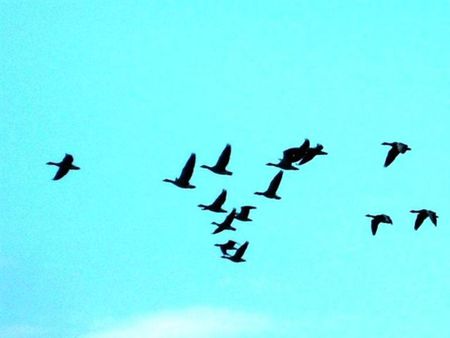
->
[81,306,273,338]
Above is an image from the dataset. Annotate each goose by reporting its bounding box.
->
[198,189,227,213]
[298,144,327,165]
[212,209,237,234]
[201,144,232,175]
[46,153,80,180]
[283,138,310,163]
[254,170,283,200]
[381,142,411,167]
[365,214,393,235]
[410,209,438,230]
[222,241,249,263]
[214,240,238,256]
[235,206,256,221]
[163,153,196,188]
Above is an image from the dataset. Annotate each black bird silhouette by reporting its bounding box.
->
[283,139,310,163]
[266,157,298,170]
[46,153,80,180]
[163,153,196,188]
[222,241,249,263]
[214,240,238,256]
[201,144,232,175]
[381,142,411,167]
[235,206,256,221]
[255,170,283,200]
[198,189,227,213]
[212,209,237,234]
[298,143,327,165]
[365,214,393,235]
[410,209,438,230]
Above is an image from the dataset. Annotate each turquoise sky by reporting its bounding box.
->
[1,1,449,337]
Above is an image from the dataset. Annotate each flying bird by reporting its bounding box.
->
[365,214,393,235]
[222,241,249,263]
[198,189,227,213]
[235,206,256,221]
[298,143,327,165]
[214,240,238,256]
[163,153,196,188]
[212,209,237,234]
[381,142,411,167]
[410,209,438,230]
[46,153,80,180]
[283,138,310,163]
[255,170,283,200]
[201,144,232,175]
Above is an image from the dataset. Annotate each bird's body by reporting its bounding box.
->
[46,153,80,180]
[255,170,283,199]
[212,209,237,234]
[198,189,227,213]
[283,139,310,163]
[214,240,238,256]
[382,142,411,167]
[410,209,438,230]
[235,206,256,221]
[366,214,393,235]
[163,153,196,188]
[222,241,249,263]
[201,144,232,175]
[298,144,327,165]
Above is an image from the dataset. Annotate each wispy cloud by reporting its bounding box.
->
[81,306,274,338]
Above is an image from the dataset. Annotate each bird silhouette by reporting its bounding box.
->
[298,143,327,165]
[212,209,237,234]
[410,209,438,230]
[381,142,411,167]
[235,206,256,221]
[283,138,310,163]
[163,153,196,188]
[198,189,227,213]
[222,241,249,263]
[255,170,283,199]
[46,153,80,180]
[201,144,232,175]
[214,240,238,256]
[266,157,298,170]
[365,214,393,235]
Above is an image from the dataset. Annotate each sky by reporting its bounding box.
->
[1,1,449,337]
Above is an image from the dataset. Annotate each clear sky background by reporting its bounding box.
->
[1,1,449,337]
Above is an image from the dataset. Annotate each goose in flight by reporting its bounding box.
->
[198,189,227,213]
[201,144,232,175]
[212,209,237,234]
[235,206,256,221]
[298,143,327,165]
[410,209,438,230]
[214,240,238,256]
[255,170,283,200]
[46,154,80,180]
[381,142,411,167]
[222,241,249,263]
[163,153,196,188]
[365,214,393,235]
[283,138,310,163]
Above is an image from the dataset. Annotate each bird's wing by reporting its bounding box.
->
[371,219,379,235]
[179,153,196,182]
[215,144,231,169]
[212,189,227,208]
[239,206,256,218]
[298,139,310,153]
[234,241,249,259]
[53,166,70,180]
[282,147,300,162]
[384,147,399,167]
[224,209,237,225]
[414,212,427,230]
[429,212,438,226]
[267,171,283,194]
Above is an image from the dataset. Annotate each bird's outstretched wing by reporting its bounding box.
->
[267,171,283,194]
[215,144,231,169]
[211,189,227,208]
[414,212,427,230]
[371,219,379,235]
[234,241,249,259]
[179,153,196,182]
[384,147,399,167]
[53,167,70,180]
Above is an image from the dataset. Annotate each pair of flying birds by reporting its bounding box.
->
[366,209,438,235]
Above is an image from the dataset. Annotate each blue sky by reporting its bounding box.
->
[1,1,449,337]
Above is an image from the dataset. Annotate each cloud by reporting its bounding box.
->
[81,306,273,338]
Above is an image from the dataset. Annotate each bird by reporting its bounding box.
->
[266,157,298,170]
[163,153,196,188]
[198,189,227,213]
[283,138,310,163]
[46,153,80,180]
[235,206,256,221]
[222,241,249,263]
[201,144,232,175]
[298,143,327,165]
[255,170,283,200]
[381,142,411,167]
[410,209,438,230]
[365,214,393,235]
[212,209,237,234]
[214,240,238,256]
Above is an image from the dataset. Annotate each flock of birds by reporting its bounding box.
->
[46,140,439,263]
